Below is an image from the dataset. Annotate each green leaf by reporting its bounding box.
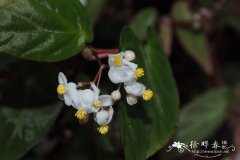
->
[86,0,107,24]
[131,8,158,41]
[171,1,212,74]
[119,27,179,159]
[0,0,93,61]
[0,103,62,160]
[176,87,233,143]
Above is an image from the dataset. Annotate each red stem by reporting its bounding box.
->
[171,20,194,29]
[91,47,118,54]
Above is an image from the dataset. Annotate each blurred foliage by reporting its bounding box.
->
[131,8,158,41]
[0,0,239,160]
[172,1,212,74]
[175,87,233,143]
[219,0,240,32]
[86,0,107,24]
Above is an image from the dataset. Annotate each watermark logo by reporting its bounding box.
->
[166,140,235,158]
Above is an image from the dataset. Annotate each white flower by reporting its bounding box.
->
[74,88,95,120]
[108,52,144,84]
[124,81,153,105]
[108,66,135,84]
[74,82,106,120]
[57,72,78,106]
[75,89,95,112]
[95,106,114,134]
[90,82,114,109]
[108,53,138,69]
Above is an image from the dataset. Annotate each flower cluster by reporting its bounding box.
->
[108,50,153,105]
[57,73,114,134]
[57,50,153,134]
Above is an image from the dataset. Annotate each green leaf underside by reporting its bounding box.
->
[0,0,93,61]
[176,87,233,143]
[130,8,158,41]
[172,1,212,74]
[0,103,62,160]
[119,27,179,160]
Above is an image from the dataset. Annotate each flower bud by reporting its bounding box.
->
[111,90,121,101]
[126,94,138,105]
[124,50,135,61]
[96,110,110,125]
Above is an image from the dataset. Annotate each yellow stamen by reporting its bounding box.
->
[143,89,153,101]
[57,85,66,94]
[134,68,145,78]
[75,110,87,120]
[97,125,109,134]
[114,55,122,66]
[93,100,102,108]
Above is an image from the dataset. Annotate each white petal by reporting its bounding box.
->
[58,72,67,85]
[108,54,114,67]
[78,89,95,112]
[63,94,72,106]
[108,66,134,84]
[99,95,114,107]
[107,106,114,124]
[90,82,100,100]
[122,59,138,70]
[67,82,76,88]
[126,94,138,105]
[124,80,137,86]
[124,82,146,96]
[96,110,109,125]
[66,83,79,107]
[91,106,100,113]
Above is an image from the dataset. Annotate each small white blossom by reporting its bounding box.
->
[57,72,78,106]
[108,52,139,84]
[90,82,114,109]
[95,107,114,125]
[124,81,153,104]
[74,89,95,113]
[94,106,114,134]
[74,82,113,120]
